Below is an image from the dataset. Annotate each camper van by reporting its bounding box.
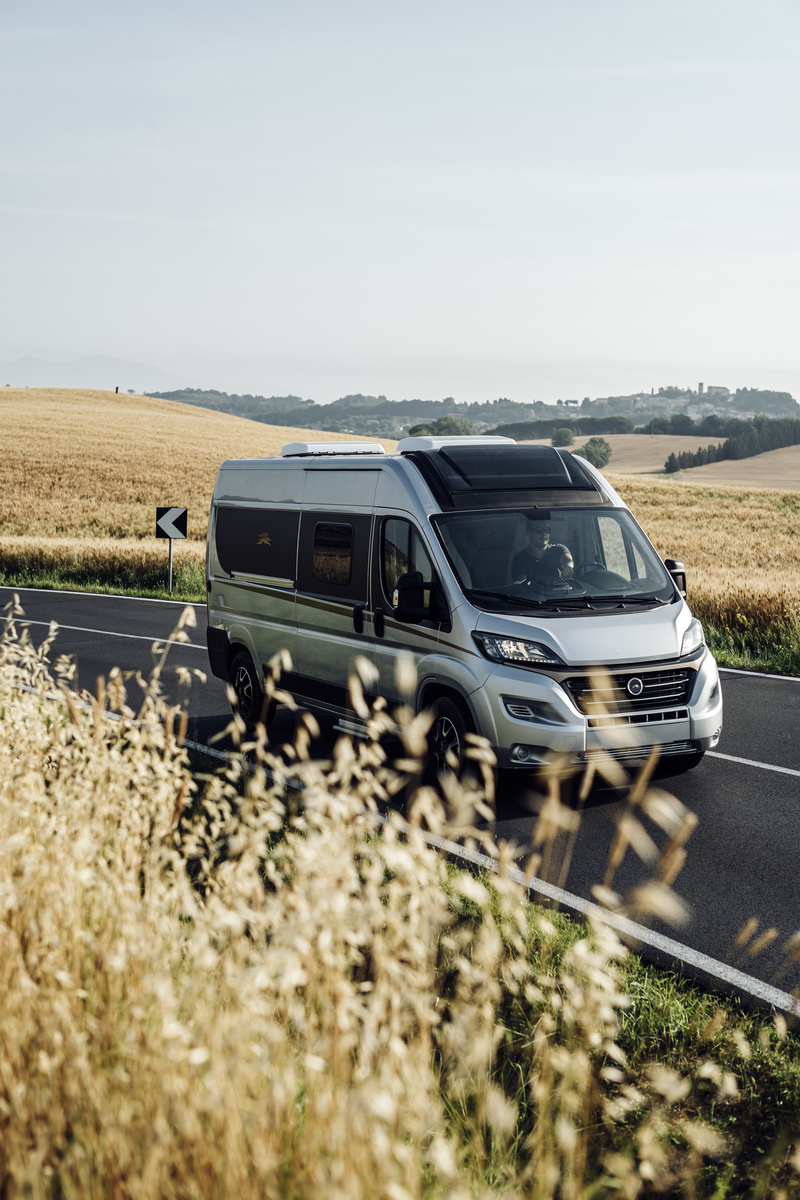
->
[205,437,722,776]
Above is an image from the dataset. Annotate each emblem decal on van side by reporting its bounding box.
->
[257,532,272,546]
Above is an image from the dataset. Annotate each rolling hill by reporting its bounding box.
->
[0,388,394,543]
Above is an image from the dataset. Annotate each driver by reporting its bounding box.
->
[512,519,573,585]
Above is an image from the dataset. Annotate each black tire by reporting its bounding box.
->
[425,695,473,784]
[229,650,268,731]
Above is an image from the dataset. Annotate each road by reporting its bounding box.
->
[3,586,799,1003]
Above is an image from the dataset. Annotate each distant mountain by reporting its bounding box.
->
[0,356,195,392]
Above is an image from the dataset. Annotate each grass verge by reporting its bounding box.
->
[692,594,800,675]
[0,541,206,603]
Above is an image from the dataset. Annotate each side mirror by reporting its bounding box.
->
[392,571,428,624]
[664,558,687,598]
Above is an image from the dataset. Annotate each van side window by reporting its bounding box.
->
[312,522,353,585]
[383,518,433,600]
[215,506,299,581]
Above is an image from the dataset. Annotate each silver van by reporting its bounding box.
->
[205,436,722,777]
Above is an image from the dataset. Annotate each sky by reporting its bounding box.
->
[2,0,800,404]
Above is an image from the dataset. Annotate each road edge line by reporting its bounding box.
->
[0,585,205,607]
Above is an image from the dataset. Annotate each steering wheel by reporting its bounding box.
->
[523,575,587,595]
[573,560,605,579]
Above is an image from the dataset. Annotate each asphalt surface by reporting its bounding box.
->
[3,586,800,1001]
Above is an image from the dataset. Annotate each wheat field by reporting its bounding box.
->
[528,433,800,488]
[609,475,800,627]
[0,387,395,544]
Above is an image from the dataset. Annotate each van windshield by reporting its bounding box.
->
[432,508,674,609]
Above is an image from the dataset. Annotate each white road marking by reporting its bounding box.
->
[720,666,800,682]
[16,618,205,650]
[417,826,800,1016]
[707,750,800,778]
[1,585,204,607]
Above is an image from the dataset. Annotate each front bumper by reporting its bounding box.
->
[481,649,722,770]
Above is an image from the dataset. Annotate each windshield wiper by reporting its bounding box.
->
[582,594,667,606]
[464,588,553,610]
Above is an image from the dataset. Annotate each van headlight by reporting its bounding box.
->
[680,618,704,658]
[473,634,565,667]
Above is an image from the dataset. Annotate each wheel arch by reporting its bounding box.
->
[417,679,478,734]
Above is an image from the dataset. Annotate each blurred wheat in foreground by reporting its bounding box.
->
[0,600,775,1198]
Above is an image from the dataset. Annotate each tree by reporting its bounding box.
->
[551,427,575,447]
[658,385,688,399]
[577,437,612,469]
[669,413,696,436]
[407,415,476,438]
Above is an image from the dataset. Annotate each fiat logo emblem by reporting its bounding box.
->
[627,677,644,697]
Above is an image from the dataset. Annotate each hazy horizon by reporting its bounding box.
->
[3,0,800,404]
[1,352,796,406]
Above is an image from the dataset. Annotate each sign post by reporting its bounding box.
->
[155,507,188,592]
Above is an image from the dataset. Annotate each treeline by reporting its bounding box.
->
[638,412,773,438]
[148,389,316,423]
[730,387,797,415]
[665,417,800,472]
[151,389,553,430]
[487,415,635,439]
[150,386,800,439]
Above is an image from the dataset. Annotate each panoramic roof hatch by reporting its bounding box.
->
[438,444,581,489]
[404,443,604,509]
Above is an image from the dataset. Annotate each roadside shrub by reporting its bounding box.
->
[551,426,575,447]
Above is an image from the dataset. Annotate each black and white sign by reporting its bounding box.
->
[156,507,188,540]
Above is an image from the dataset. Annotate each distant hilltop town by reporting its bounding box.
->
[148,383,799,440]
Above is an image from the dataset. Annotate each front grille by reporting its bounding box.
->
[574,740,697,764]
[587,707,688,729]
[564,669,691,718]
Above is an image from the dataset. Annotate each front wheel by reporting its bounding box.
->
[425,696,473,784]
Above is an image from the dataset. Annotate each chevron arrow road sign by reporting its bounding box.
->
[156,507,188,593]
[156,507,188,539]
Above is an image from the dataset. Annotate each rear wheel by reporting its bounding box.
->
[229,649,271,731]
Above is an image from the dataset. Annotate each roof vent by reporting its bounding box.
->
[397,435,515,453]
[280,441,385,457]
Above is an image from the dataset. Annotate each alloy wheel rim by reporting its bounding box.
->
[234,665,254,718]
[433,715,460,773]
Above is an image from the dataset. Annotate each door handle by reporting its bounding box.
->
[374,607,385,638]
[353,604,364,634]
